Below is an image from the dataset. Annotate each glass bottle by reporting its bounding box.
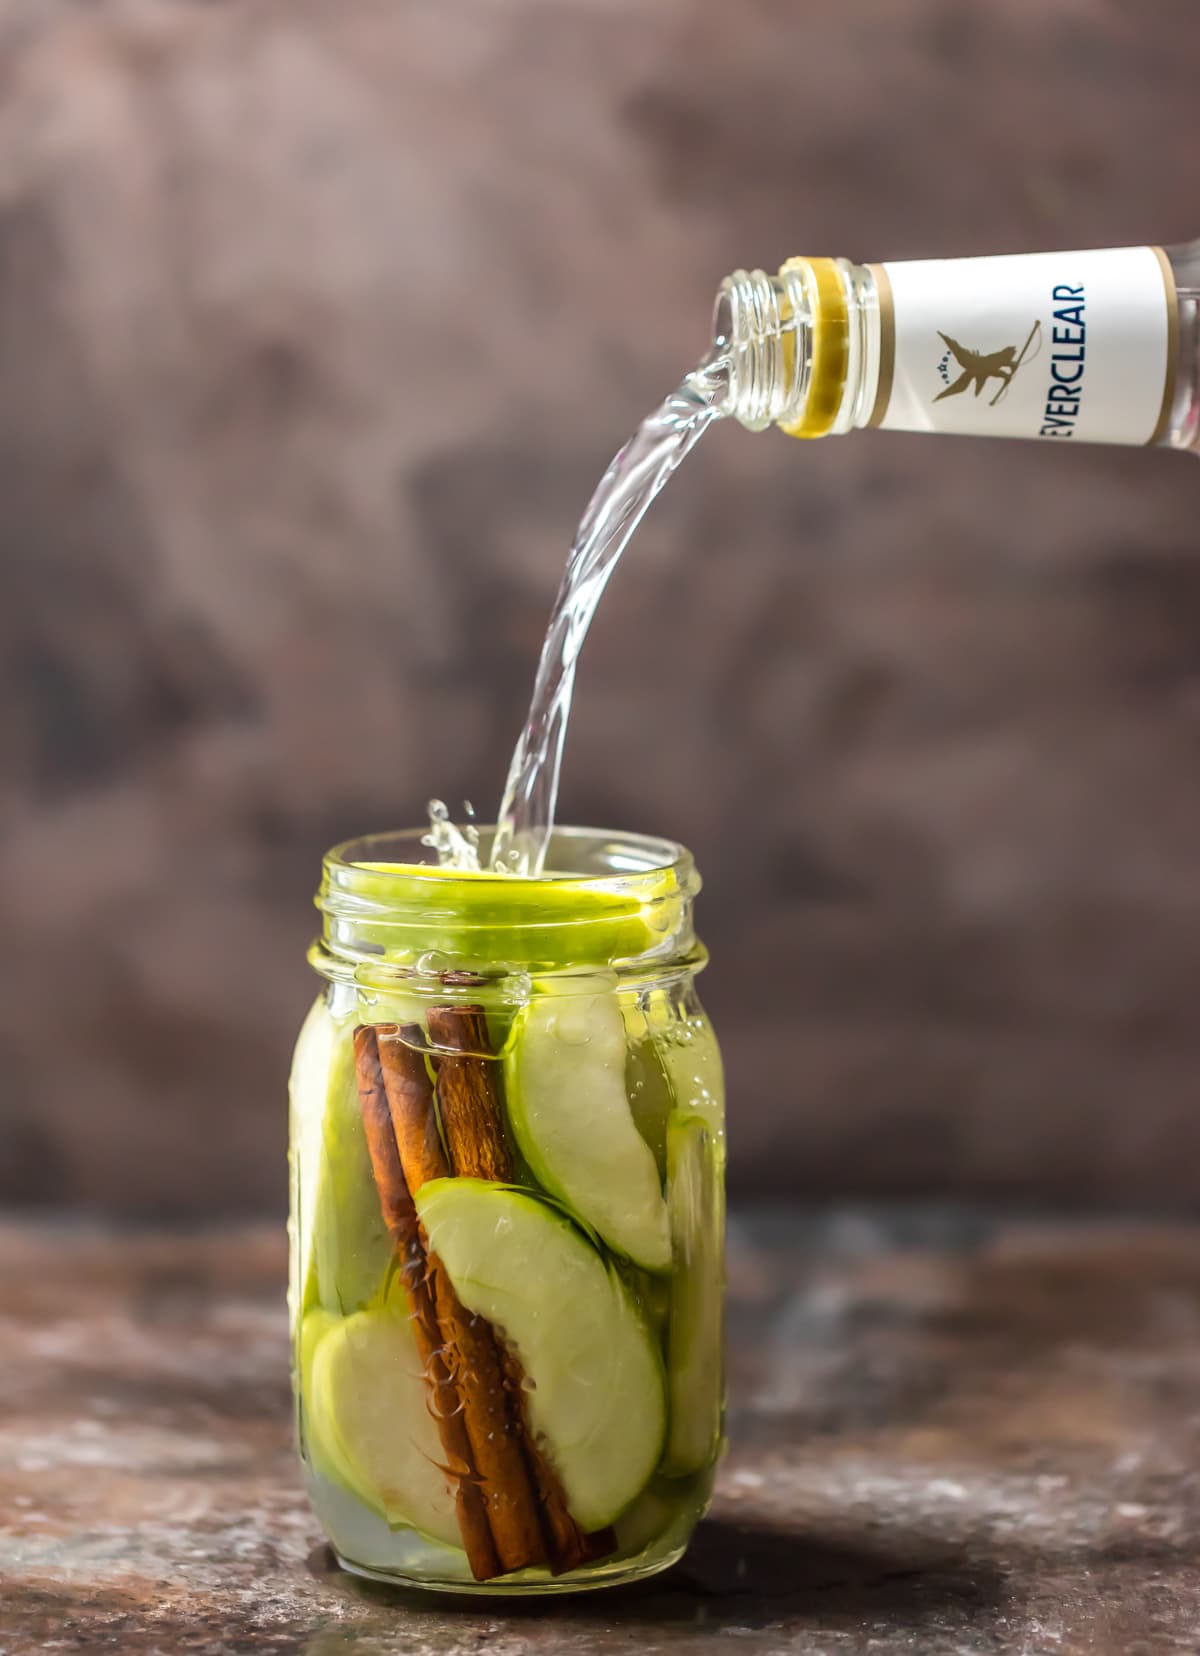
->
[289,827,724,1594]
[716,242,1199,452]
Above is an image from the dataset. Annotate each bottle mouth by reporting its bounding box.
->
[715,258,852,437]
[313,825,704,984]
[714,266,810,431]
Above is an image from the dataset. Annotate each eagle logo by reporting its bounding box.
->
[934,322,1042,407]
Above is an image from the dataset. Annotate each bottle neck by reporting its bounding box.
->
[717,246,1190,450]
[715,258,880,437]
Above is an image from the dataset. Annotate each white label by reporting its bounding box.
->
[874,246,1173,445]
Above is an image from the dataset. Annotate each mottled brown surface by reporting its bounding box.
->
[2,2,1200,1213]
[4,1212,1200,1652]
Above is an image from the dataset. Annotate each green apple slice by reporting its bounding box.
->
[305,1304,462,1548]
[298,1307,347,1488]
[656,1004,725,1140]
[291,996,429,1320]
[506,993,671,1272]
[624,1031,675,1179]
[415,1178,665,1530]
[334,859,681,969]
[289,997,354,1318]
[663,1114,724,1475]
[290,998,392,1319]
[612,1480,701,1558]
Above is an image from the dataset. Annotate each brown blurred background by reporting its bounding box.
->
[2,0,1198,1217]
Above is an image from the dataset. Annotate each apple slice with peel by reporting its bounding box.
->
[415,1178,666,1531]
[290,997,394,1321]
[340,859,680,968]
[297,1307,343,1486]
[662,1114,724,1475]
[291,995,427,1322]
[624,1031,674,1180]
[304,1304,462,1548]
[506,992,671,1273]
[290,997,344,1321]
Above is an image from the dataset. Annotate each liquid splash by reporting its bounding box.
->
[423,799,481,870]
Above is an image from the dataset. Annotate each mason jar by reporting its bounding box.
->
[288,826,725,1594]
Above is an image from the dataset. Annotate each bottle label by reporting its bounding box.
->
[869,246,1177,445]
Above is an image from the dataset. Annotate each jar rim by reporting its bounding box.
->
[313,825,704,984]
[324,824,696,888]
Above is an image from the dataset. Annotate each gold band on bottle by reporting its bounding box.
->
[866,262,896,427]
[1147,245,1179,448]
[777,256,849,439]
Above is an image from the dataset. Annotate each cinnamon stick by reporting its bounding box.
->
[426,1005,514,1181]
[429,1003,618,1573]
[375,1023,548,1576]
[351,1026,499,1582]
[374,1023,451,1185]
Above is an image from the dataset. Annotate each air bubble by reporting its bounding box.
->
[506,971,533,1005]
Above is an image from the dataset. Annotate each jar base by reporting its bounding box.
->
[333,1543,688,1597]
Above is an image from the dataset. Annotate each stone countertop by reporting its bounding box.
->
[3,1212,1200,1654]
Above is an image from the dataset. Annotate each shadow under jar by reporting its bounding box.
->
[289,826,726,1594]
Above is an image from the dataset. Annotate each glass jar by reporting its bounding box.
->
[289,826,725,1594]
